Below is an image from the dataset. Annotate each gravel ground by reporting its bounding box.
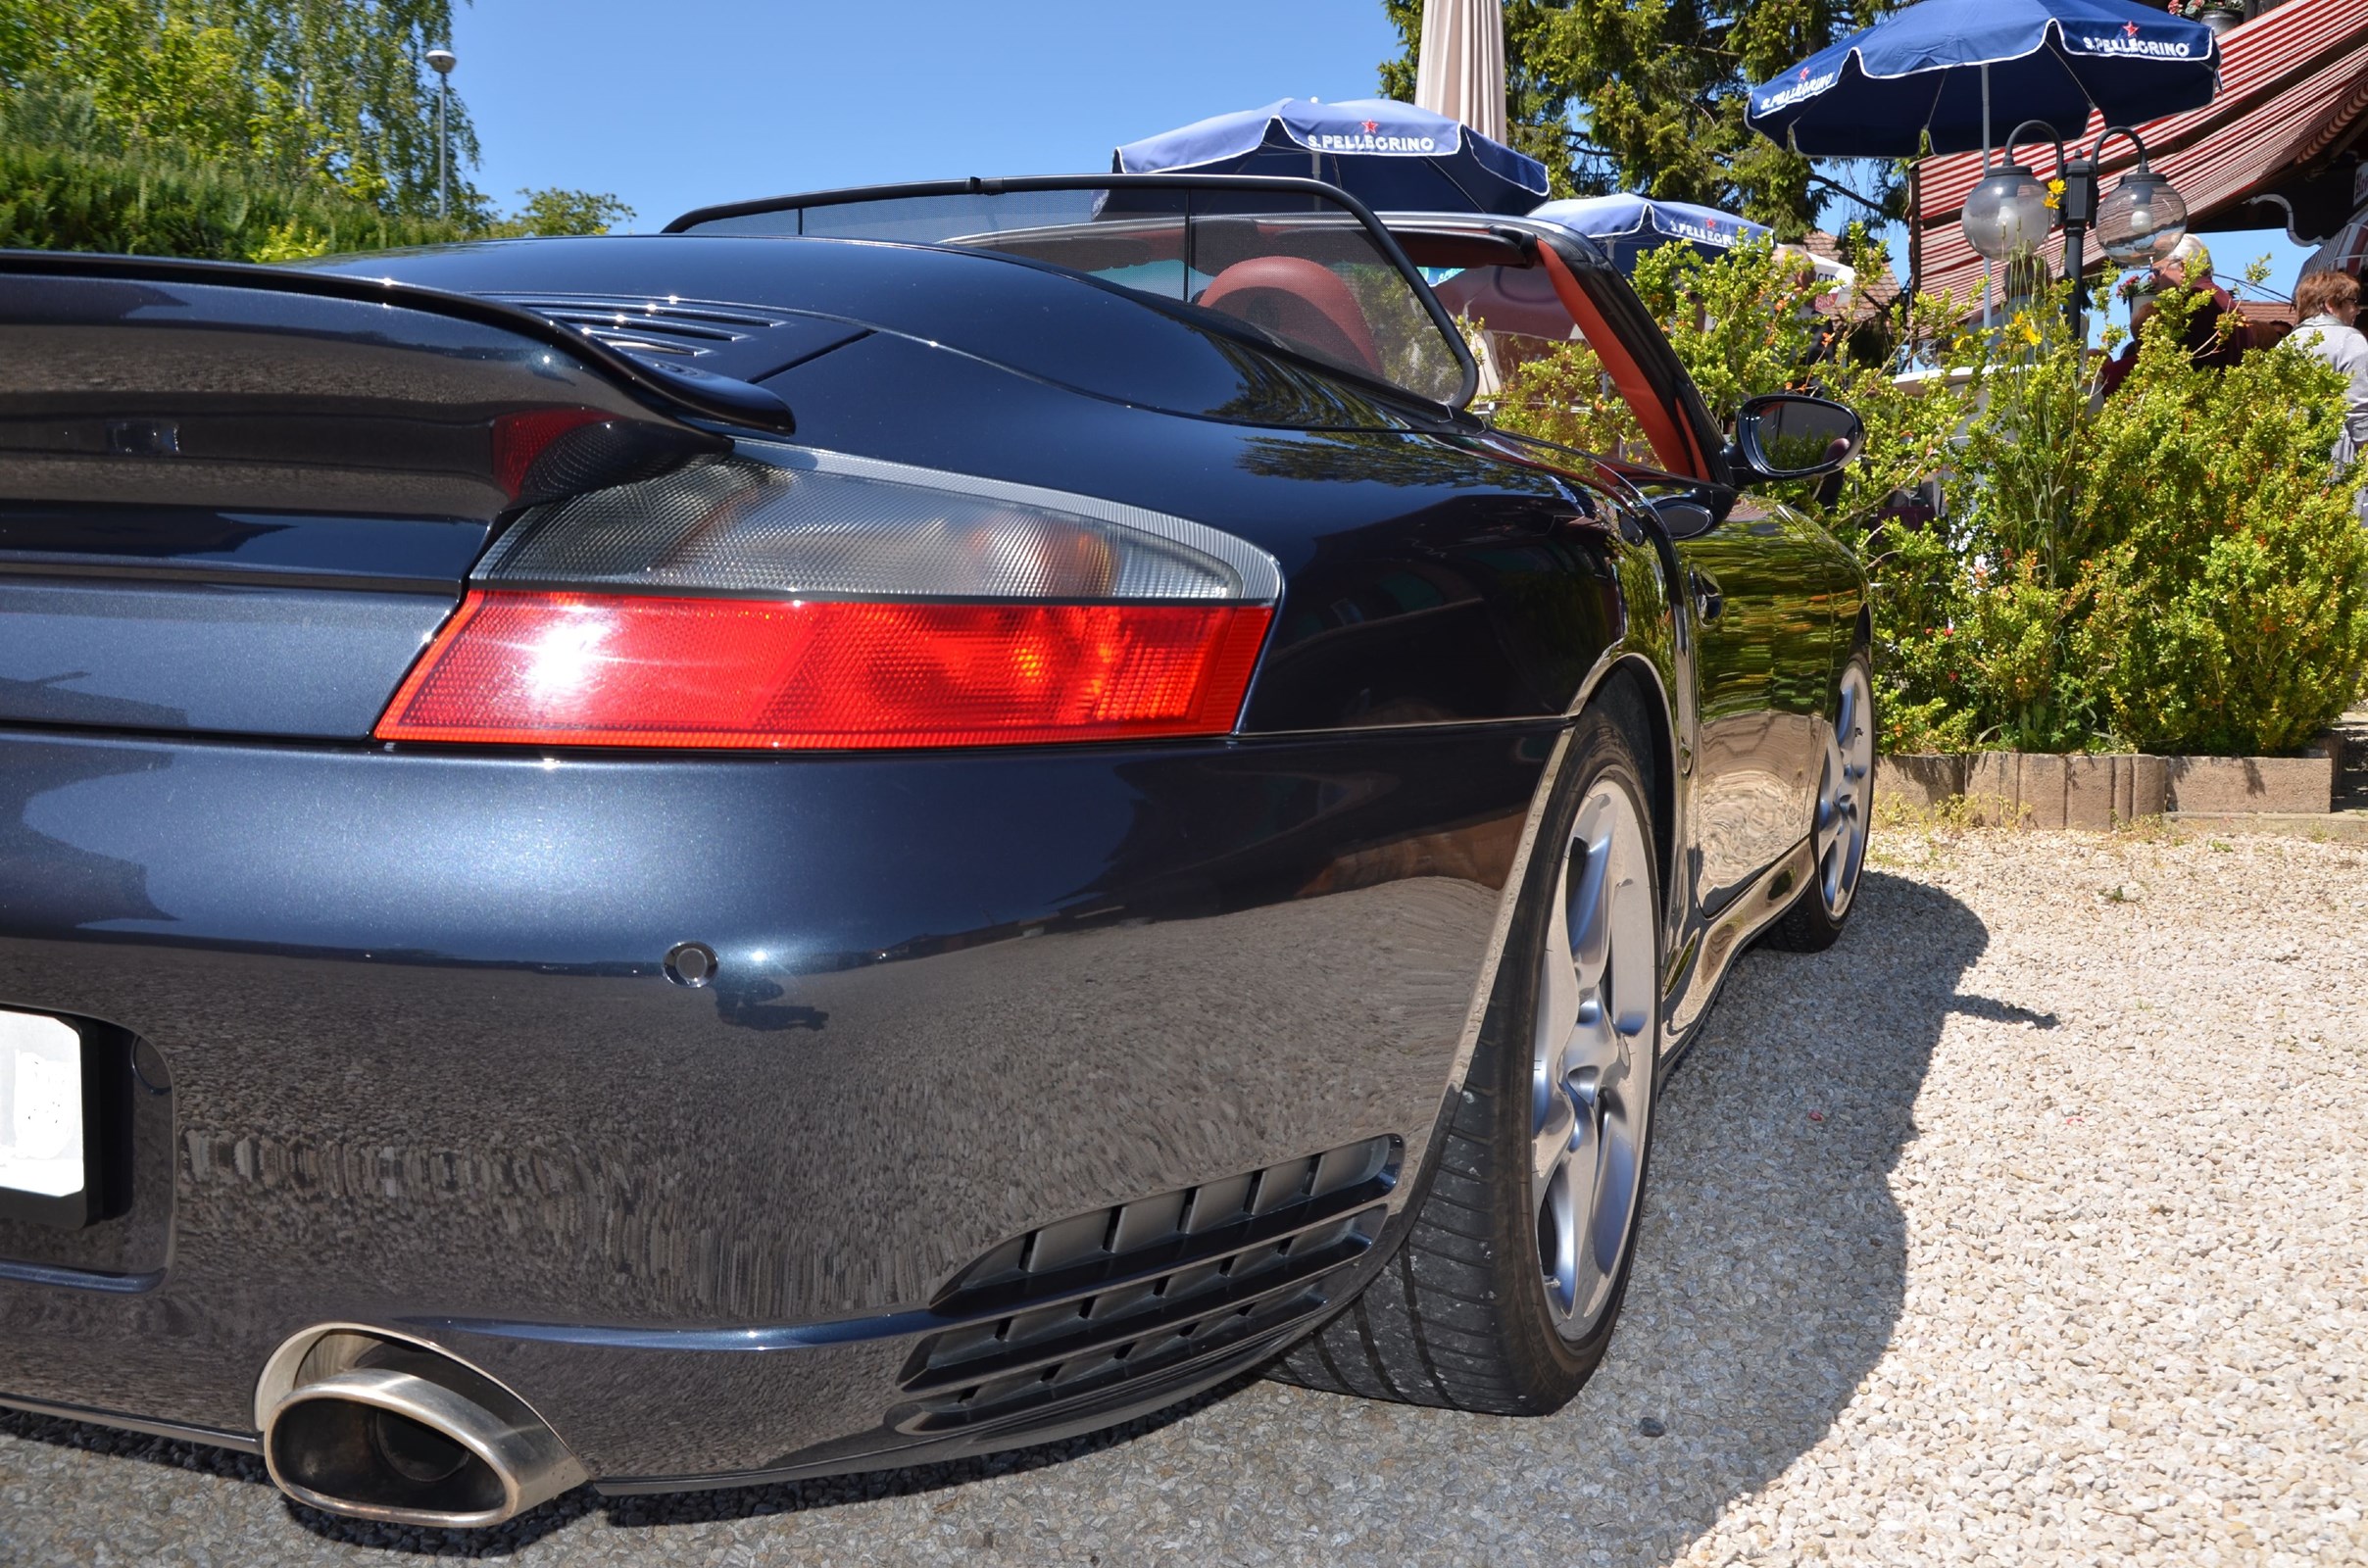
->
[4,827,2364,1567]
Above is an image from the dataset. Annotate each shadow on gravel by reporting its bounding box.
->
[1,1360,1256,1557]
[546,867,1998,1558]
[1538,866,1987,1564]
[1,870,1995,1564]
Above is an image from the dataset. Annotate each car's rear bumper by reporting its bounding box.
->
[0,721,1553,1485]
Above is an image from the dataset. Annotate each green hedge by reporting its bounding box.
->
[1494,239,2368,757]
[0,137,468,260]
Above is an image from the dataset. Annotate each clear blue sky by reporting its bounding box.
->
[452,0,1402,232]
[448,0,2318,309]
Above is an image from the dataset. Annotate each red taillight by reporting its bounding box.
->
[374,591,1272,749]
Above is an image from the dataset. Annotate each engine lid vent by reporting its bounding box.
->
[479,293,787,358]
[479,293,866,380]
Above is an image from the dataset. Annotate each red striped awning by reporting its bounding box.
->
[2302,212,2368,276]
[1912,0,2368,303]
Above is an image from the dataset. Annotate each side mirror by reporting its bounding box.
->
[1729,393,1863,482]
[1649,494,1718,540]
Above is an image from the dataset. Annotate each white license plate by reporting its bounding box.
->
[0,1011,83,1200]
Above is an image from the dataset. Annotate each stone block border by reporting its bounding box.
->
[1878,748,2335,827]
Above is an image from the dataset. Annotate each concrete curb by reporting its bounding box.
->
[2166,811,2368,842]
[1878,748,2335,827]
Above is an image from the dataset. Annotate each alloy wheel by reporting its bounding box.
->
[1814,662,1874,918]
[1531,778,1656,1339]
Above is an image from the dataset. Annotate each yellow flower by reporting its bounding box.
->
[2020,318,2043,346]
[2044,176,2065,211]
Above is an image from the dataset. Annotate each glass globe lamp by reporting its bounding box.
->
[2095,167,2188,266]
[1960,163,2057,261]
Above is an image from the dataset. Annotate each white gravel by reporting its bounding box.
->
[4,827,2364,1566]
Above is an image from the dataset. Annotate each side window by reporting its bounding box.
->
[1487,330,1658,465]
[1429,261,1689,472]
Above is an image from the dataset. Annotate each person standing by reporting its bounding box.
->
[2155,236,2255,369]
[2098,236,2256,397]
[2289,269,2368,522]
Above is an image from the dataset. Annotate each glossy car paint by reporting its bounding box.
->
[309,236,1425,430]
[0,202,1863,1494]
[1370,213,1863,1047]
[0,267,721,737]
[0,721,1554,1480]
[1671,492,1843,906]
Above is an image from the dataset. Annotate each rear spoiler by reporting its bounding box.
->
[0,251,799,521]
[0,250,794,437]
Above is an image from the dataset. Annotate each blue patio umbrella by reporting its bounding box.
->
[1746,0,2220,158]
[1528,195,1772,273]
[1114,98,1550,217]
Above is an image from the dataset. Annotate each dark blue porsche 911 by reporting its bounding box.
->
[0,175,1872,1527]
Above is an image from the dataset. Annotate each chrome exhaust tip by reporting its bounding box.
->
[256,1326,585,1529]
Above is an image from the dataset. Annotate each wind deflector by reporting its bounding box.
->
[665,174,1479,410]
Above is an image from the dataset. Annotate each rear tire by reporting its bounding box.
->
[1271,709,1663,1413]
[1763,652,1875,954]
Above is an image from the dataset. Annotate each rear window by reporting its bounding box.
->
[674,185,1472,408]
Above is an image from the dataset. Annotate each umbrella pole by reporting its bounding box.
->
[1981,64,1995,327]
[1907,161,1921,301]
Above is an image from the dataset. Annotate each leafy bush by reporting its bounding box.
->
[1628,235,1829,418]
[1894,289,2098,751]
[0,82,633,259]
[1497,338,1646,461]
[0,135,468,260]
[2072,302,2368,754]
[1491,236,2368,756]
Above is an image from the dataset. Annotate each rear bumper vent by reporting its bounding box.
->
[895,1136,1400,1433]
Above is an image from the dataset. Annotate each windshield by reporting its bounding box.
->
[671,183,1473,408]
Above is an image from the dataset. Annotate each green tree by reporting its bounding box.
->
[2,2,631,248]
[481,186,635,237]
[0,2,254,162]
[1378,0,1905,233]
[0,0,479,215]
[222,0,484,216]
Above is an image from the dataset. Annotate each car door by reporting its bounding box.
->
[1397,216,1838,906]
[1664,491,1835,907]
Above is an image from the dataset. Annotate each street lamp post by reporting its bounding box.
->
[426,47,457,219]
[1959,119,2189,340]
[2064,126,2190,297]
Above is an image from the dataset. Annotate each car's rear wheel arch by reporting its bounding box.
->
[1587,657,1677,926]
[1269,705,1666,1414]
